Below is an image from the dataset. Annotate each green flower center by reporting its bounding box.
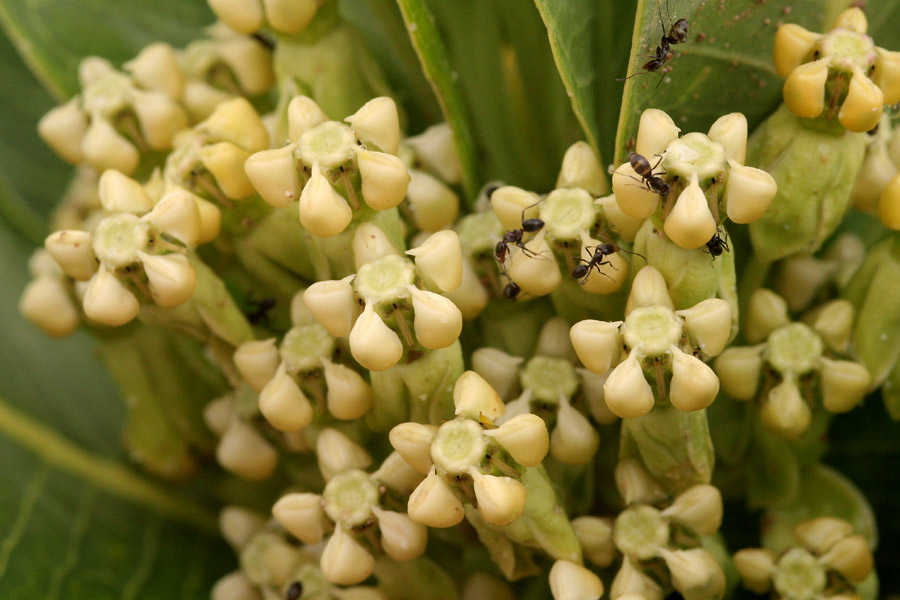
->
[773,547,827,600]
[322,469,380,528]
[663,132,727,183]
[614,505,669,561]
[355,254,416,306]
[539,187,596,242]
[92,213,150,268]
[519,356,578,404]
[431,419,486,474]
[299,121,357,169]
[820,30,876,72]
[280,323,335,373]
[624,305,683,357]
[766,323,823,375]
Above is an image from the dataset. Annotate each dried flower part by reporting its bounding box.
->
[348,303,403,371]
[234,338,280,392]
[407,467,465,528]
[733,548,776,593]
[320,526,375,586]
[272,493,326,545]
[484,413,549,467]
[259,363,314,432]
[316,428,372,480]
[556,141,606,195]
[548,560,604,600]
[216,420,278,481]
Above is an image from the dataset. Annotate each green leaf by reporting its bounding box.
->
[614,0,824,164]
[0,397,232,600]
[338,0,443,134]
[0,0,213,101]
[394,0,480,200]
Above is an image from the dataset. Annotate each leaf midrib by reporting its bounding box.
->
[0,396,218,533]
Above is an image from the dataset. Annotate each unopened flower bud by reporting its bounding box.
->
[83,269,140,326]
[408,286,463,350]
[19,277,79,337]
[603,354,654,418]
[82,118,139,174]
[259,363,314,431]
[198,142,255,200]
[471,347,523,400]
[664,172,717,250]
[724,160,777,223]
[406,170,459,232]
[44,230,96,281]
[138,251,196,307]
[794,517,853,554]
[38,99,88,164]
[264,0,318,33]
[245,144,301,208]
[550,396,599,465]
[783,59,829,119]
[357,148,409,210]
[304,276,357,338]
[818,534,873,582]
[130,90,188,150]
[453,370,505,421]
[774,24,822,77]
[484,413,549,467]
[212,572,261,600]
[745,289,789,343]
[714,347,762,399]
[636,108,680,158]
[125,42,183,98]
[506,232,561,296]
[615,458,667,506]
[625,265,674,314]
[346,97,400,155]
[288,96,328,142]
[143,190,202,246]
[873,48,900,104]
[217,419,278,480]
[234,338,280,392]
[490,186,541,230]
[372,506,427,561]
[660,548,726,600]
[469,467,527,526]
[389,422,437,474]
[406,230,463,293]
[200,97,269,153]
[548,560,604,600]
[349,303,403,371]
[272,493,326,545]
[708,112,748,164]
[407,467,465,528]
[98,169,154,214]
[316,428,372,480]
[207,0,264,33]
[321,526,375,585]
[216,36,273,97]
[322,358,372,420]
[820,358,870,413]
[662,484,723,536]
[613,161,659,219]
[838,69,884,133]
[761,376,811,438]
[668,347,720,412]
[733,548,776,593]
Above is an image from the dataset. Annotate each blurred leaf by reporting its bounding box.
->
[339,0,442,134]
[0,397,232,600]
[595,0,638,165]
[425,0,580,194]
[0,0,213,101]
[614,0,824,164]
[394,0,480,199]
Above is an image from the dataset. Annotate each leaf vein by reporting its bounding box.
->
[122,515,161,600]
[0,463,49,578]
[44,485,96,600]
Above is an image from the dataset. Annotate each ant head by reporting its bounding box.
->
[598,242,616,255]
[503,282,520,300]
[670,18,689,43]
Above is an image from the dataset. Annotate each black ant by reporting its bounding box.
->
[705,228,729,259]
[616,152,670,196]
[503,281,521,301]
[572,243,616,283]
[286,581,303,600]
[246,296,277,325]
[619,3,689,87]
[495,207,545,272]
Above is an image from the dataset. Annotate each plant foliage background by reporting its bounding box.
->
[2,0,900,596]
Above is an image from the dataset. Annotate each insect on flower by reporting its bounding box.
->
[705,228,730,259]
[285,581,303,600]
[494,207,546,272]
[616,152,671,196]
